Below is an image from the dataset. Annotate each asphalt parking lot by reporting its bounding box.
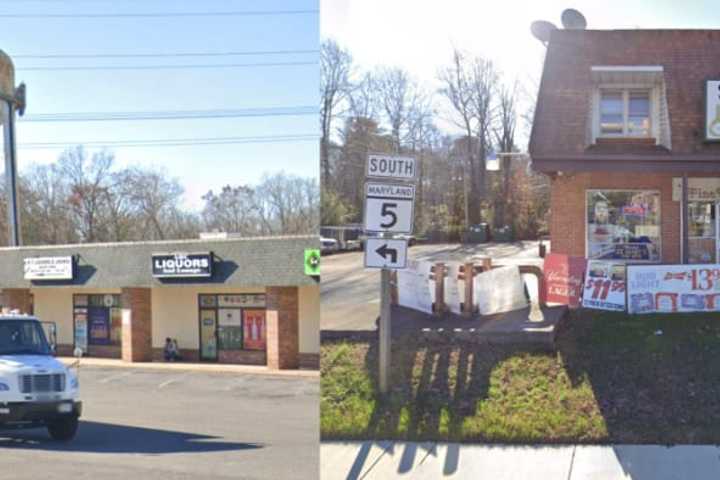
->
[0,366,319,480]
[321,241,543,331]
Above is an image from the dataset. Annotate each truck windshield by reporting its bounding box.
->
[0,320,51,355]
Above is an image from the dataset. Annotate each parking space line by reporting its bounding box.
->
[98,371,132,384]
[157,373,190,389]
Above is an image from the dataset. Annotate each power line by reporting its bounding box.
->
[0,9,318,18]
[19,106,317,122]
[18,134,318,149]
[12,49,318,59]
[17,61,317,71]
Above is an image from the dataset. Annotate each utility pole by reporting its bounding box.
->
[0,50,25,247]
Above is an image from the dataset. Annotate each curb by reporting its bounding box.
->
[58,357,319,378]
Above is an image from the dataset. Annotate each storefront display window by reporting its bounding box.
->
[198,294,266,360]
[586,190,661,262]
[688,201,716,263]
[73,294,121,347]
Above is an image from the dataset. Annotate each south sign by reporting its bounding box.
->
[152,252,213,278]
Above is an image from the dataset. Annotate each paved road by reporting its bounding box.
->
[322,441,720,479]
[0,367,319,480]
[321,242,543,331]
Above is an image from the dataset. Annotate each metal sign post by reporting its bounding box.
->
[363,154,416,395]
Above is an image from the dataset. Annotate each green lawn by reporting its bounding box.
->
[321,310,720,443]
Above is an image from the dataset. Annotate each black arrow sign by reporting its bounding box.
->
[375,243,398,263]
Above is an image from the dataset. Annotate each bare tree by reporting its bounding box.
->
[493,82,518,228]
[320,39,353,185]
[59,147,114,242]
[201,185,260,235]
[120,167,184,240]
[374,67,426,151]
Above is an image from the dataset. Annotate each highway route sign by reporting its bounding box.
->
[364,238,408,269]
[364,182,415,234]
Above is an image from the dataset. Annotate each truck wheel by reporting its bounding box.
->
[47,417,79,441]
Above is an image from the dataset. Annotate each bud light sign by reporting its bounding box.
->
[152,252,213,278]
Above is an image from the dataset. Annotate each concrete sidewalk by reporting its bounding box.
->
[321,441,720,479]
[57,356,319,378]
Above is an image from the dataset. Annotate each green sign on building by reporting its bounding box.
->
[304,249,320,276]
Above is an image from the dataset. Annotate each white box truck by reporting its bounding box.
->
[0,314,81,441]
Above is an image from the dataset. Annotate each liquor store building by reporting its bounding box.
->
[0,236,320,369]
[530,29,720,264]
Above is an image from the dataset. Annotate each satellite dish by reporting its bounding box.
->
[531,20,558,44]
[561,8,587,29]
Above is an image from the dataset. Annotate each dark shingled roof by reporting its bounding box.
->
[0,235,319,288]
[529,29,720,172]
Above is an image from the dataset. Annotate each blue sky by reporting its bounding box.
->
[2,0,319,209]
[322,0,720,145]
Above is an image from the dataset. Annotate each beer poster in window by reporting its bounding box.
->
[243,310,266,350]
[582,261,627,311]
[628,264,720,314]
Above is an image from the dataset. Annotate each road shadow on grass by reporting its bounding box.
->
[348,335,532,476]
[557,309,720,444]
[0,421,263,454]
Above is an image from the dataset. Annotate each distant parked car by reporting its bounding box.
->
[321,237,339,255]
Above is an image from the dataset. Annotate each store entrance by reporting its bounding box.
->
[688,201,719,264]
[72,294,122,357]
[198,294,267,363]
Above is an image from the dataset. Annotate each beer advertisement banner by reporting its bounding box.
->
[627,264,720,314]
[582,261,626,311]
[543,253,587,308]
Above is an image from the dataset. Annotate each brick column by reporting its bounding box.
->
[121,287,152,362]
[266,286,299,370]
[3,288,32,314]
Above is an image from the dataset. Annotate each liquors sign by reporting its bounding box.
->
[152,252,213,278]
[24,256,74,280]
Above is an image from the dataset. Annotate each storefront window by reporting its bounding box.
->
[73,294,121,347]
[586,190,661,262]
[688,201,716,263]
[198,294,266,360]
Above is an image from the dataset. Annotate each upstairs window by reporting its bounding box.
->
[599,89,651,137]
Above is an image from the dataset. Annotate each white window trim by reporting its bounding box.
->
[585,189,662,264]
[593,84,659,142]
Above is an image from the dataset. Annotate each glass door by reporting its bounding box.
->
[199,309,218,361]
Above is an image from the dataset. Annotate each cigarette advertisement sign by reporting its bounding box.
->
[582,261,626,311]
[627,264,720,314]
[543,253,587,308]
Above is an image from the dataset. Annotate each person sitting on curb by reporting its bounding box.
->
[163,337,181,362]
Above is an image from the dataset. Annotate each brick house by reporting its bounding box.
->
[0,235,319,369]
[530,29,720,265]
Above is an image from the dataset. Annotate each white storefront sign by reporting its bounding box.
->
[672,177,720,202]
[473,265,528,316]
[706,80,720,140]
[24,256,73,280]
[396,260,434,314]
[582,260,627,311]
[627,264,720,314]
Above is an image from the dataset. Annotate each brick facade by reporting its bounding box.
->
[266,286,299,370]
[2,288,32,314]
[121,287,152,362]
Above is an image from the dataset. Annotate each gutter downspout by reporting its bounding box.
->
[681,173,688,264]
